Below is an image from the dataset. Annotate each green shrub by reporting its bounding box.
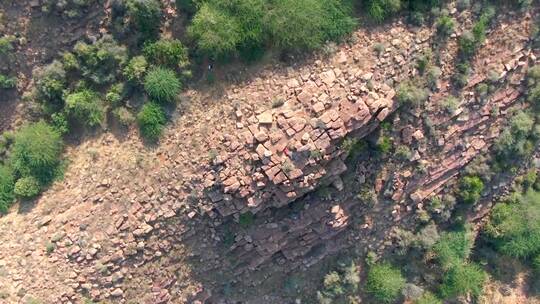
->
[0,74,16,89]
[50,112,70,135]
[188,2,242,58]
[440,263,486,299]
[458,176,484,204]
[458,31,477,59]
[61,51,79,71]
[436,15,455,37]
[366,263,406,304]
[494,111,535,161]
[143,39,189,69]
[441,96,459,115]
[432,229,473,270]
[239,211,254,228]
[176,0,198,14]
[0,165,15,213]
[0,35,14,56]
[188,0,356,58]
[34,60,67,108]
[137,102,166,141]
[9,121,63,184]
[376,135,392,154]
[14,176,41,198]
[414,292,442,304]
[126,0,162,39]
[144,67,181,103]
[105,83,125,107]
[395,145,412,160]
[534,254,540,270]
[397,81,428,106]
[65,90,105,128]
[366,0,401,22]
[123,55,148,83]
[73,35,128,85]
[485,190,540,259]
[265,0,356,51]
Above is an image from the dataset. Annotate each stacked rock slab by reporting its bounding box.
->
[207,80,397,217]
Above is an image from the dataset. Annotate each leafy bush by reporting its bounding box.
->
[143,39,189,69]
[14,176,41,198]
[494,111,536,162]
[265,0,356,51]
[0,35,14,56]
[366,0,401,22]
[432,229,473,270]
[9,121,63,184]
[0,74,16,89]
[397,81,429,106]
[458,176,484,204]
[458,31,477,59]
[440,263,486,299]
[50,112,70,135]
[73,35,128,85]
[366,263,406,304]
[395,145,412,160]
[0,165,15,213]
[318,261,360,302]
[65,90,105,128]
[123,55,148,83]
[188,0,356,58]
[441,96,459,114]
[34,60,67,109]
[188,2,242,58]
[485,190,540,259]
[105,83,125,107]
[137,102,166,141]
[436,15,454,38]
[126,0,162,39]
[144,67,181,103]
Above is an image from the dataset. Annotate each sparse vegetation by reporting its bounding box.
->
[397,81,429,106]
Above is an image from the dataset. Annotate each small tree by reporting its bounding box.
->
[144,67,181,103]
[366,263,406,303]
[137,102,166,141]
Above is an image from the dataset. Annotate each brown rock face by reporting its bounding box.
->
[207,82,397,217]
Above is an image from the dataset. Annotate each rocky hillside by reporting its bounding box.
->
[0,2,540,304]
